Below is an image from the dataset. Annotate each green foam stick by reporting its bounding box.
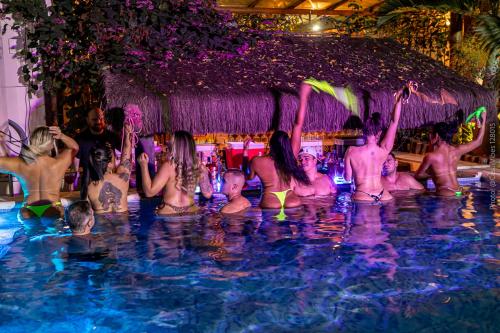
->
[304,78,359,116]
[465,106,486,124]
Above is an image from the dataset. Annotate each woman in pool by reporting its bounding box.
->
[0,126,79,218]
[244,84,311,209]
[344,88,403,202]
[415,112,486,197]
[85,125,133,214]
[138,131,212,215]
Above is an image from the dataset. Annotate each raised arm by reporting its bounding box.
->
[457,111,487,156]
[291,83,313,157]
[49,126,79,172]
[138,153,168,197]
[380,89,403,151]
[116,125,133,180]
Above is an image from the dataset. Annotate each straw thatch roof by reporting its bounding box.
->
[105,35,496,135]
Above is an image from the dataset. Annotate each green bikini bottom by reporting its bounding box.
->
[24,200,61,218]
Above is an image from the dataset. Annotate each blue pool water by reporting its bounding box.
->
[0,185,498,332]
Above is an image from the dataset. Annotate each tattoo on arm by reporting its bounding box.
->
[199,169,212,194]
[120,159,132,171]
[117,159,131,182]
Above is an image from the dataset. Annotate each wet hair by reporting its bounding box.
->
[66,200,93,234]
[363,112,383,137]
[269,131,310,186]
[224,169,246,188]
[432,122,457,144]
[20,126,55,164]
[89,144,113,182]
[170,131,200,193]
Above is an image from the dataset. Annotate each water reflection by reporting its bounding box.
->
[346,202,399,280]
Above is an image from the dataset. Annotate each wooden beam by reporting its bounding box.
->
[363,1,384,13]
[247,0,261,8]
[286,0,306,9]
[326,0,350,10]
[216,7,367,16]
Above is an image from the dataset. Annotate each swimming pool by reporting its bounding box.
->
[0,185,498,332]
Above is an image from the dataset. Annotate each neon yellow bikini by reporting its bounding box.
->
[270,189,291,221]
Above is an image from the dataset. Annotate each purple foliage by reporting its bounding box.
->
[105,36,496,135]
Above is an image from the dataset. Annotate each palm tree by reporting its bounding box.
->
[376,0,499,89]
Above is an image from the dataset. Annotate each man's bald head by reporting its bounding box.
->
[222,169,246,196]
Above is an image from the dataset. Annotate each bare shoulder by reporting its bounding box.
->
[398,172,416,180]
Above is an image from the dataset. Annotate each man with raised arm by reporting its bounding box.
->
[415,112,486,196]
[344,89,403,202]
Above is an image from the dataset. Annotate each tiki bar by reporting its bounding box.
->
[0,0,498,331]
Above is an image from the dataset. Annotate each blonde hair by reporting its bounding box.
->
[20,126,55,163]
[170,131,200,194]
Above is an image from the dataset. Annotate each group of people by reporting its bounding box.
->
[0,81,487,228]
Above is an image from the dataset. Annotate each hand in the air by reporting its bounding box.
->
[124,123,133,136]
[138,153,149,167]
[49,126,63,140]
[300,82,313,98]
[478,110,487,128]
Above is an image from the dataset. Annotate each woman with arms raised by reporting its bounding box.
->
[243,83,312,209]
[0,126,79,218]
[138,131,212,215]
[344,88,403,202]
[85,125,134,213]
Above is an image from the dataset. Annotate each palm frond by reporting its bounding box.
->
[377,0,478,27]
[475,15,500,54]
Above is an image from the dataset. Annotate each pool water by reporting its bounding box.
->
[0,185,498,332]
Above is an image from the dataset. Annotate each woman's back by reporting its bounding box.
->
[87,126,133,214]
[138,131,213,215]
[157,161,200,215]
[87,172,130,214]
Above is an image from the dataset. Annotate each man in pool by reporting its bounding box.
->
[0,126,79,218]
[415,111,486,196]
[294,147,336,197]
[381,153,424,192]
[220,169,251,214]
[344,88,404,202]
[66,200,95,236]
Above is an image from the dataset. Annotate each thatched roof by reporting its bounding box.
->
[105,35,496,135]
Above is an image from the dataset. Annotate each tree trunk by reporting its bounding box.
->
[448,13,463,65]
[483,49,499,90]
[44,91,58,126]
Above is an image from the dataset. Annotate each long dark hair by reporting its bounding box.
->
[170,131,200,193]
[89,144,113,182]
[269,131,310,186]
[363,112,383,137]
